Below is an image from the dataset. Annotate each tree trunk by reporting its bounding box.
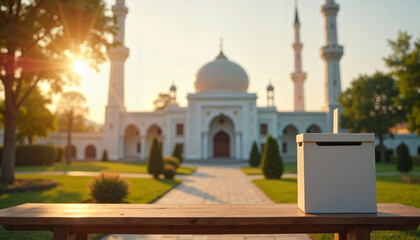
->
[28,136,33,145]
[66,111,73,165]
[153,173,159,179]
[378,134,386,163]
[0,111,17,184]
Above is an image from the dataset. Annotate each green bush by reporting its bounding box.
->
[102,150,109,162]
[164,156,180,169]
[412,155,420,166]
[163,168,176,180]
[147,138,164,179]
[249,141,261,167]
[261,135,284,179]
[396,143,413,173]
[0,145,56,166]
[54,146,65,162]
[374,146,393,162]
[88,171,130,203]
[172,143,183,163]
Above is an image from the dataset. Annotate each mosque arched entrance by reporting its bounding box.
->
[207,114,235,159]
[213,131,230,157]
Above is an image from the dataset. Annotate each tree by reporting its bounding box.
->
[1,85,56,144]
[384,31,420,134]
[261,135,283,179]
[147,137,164,179]
[171,143,183,163]
[101,150,109,162]
[249,141,261,167]
[56,92,89,164]
[57,114,95,133]
[153,93,171,111]
[0,1,116,184]
[339,72,403,163]
[396,143,412,173]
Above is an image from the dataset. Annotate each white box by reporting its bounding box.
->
[296,133,377,213]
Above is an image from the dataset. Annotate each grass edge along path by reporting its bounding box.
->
[12,161,197,175]
[253,176,420,240]
[242,162,420,175]
[0,174,181,240]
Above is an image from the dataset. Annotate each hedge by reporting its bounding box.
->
[0,145,56,166]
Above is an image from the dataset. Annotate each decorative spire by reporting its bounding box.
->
[294,0,300,24]
[216,38,227,60]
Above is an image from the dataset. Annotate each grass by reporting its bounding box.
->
[0,174,180,239]
[242,162,297,175]
[14,161,196,175]
[243,162,420,175]
[253,175,420,240]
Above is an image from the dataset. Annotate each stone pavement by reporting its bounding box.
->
[103,165,311,240]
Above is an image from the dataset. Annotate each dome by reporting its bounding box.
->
[195,52,249,93]
[170,84,176,91]
[267,83,274,91]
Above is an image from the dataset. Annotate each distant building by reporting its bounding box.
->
[34,0,419,161]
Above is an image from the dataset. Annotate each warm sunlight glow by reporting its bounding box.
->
[72,59,89,76]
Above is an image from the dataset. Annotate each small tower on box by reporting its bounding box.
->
[169,81,177,106]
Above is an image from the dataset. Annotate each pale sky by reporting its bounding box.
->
[63,0,420,124]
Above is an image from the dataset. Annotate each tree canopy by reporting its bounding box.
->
[384,31,420,134]
[339,72,403,162]
[0,0,115,183]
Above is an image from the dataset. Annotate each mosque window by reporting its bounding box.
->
[109,123,113,130]
[178,143,184,154]
[261,144,265,152]
[137,142,141,153]
[260,124,268,136]
[283,143,287,153]
[176,124,184,136]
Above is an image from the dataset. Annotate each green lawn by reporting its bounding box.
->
[0,174,180,239]
[243,162,420,175]
[242,162,297,175]
[14,161,197,175]
[253,175,420,240]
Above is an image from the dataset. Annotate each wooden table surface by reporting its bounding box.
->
[0,203,419,240]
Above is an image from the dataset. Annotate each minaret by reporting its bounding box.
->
[169,82,177,106]
[291,3,306,111]
[267,81,274,107]
[103,0,129,160]
[320,0,344,132]
[107,0,129,108]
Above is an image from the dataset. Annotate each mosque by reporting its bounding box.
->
[37,0,420,162]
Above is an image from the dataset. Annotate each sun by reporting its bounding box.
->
[72,59,89,76]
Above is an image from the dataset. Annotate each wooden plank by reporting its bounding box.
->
[335,231,347,240]
[70,224,351,234]
[53,225,74,240]
[0,204,419,229]
[75,233,91,240]
[347,225,370,240]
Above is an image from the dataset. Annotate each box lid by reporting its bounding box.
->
[296,133,375,143]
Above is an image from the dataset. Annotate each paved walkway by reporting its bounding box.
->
[103,166,311,240]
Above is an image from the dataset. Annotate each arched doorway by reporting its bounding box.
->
[124,125,141,158]
[282,124,298,162]
[213,131,230,157]
[306,124,321,133]
[85,145,96,159]
[208,114,235,158]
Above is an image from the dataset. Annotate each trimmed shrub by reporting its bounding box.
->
[147,137,164,179]
[163,165,176,180]
[0,145,55,166]
[396,143,412,173]
[88,171,130,203]
[172,143,183,163]
[374,146,393,162]
[164,156,180,169]
[261,135,283,179]
[102,150,109,162]
[54,146,65,162]
[249,141,261,167]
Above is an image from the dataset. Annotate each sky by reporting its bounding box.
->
[62,0,420,124]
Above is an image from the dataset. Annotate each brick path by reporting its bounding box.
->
[103,165,311,240]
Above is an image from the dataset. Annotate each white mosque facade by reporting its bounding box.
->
[37,0,420,161]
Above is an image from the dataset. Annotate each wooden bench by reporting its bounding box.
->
[0,203,419,240]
